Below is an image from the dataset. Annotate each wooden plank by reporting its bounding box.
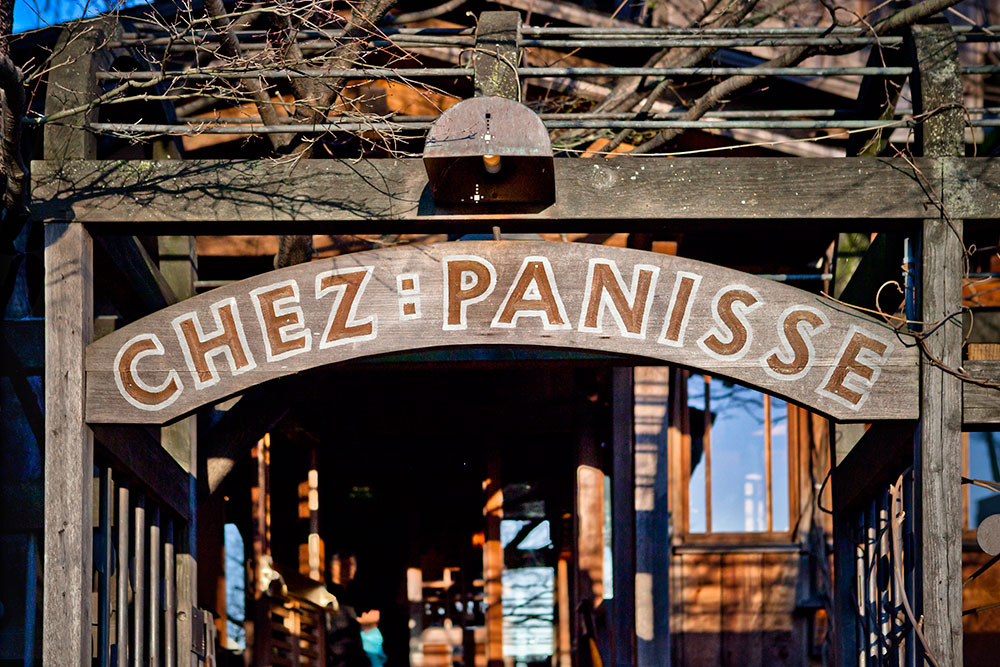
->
[760,553,802,664]
[30,158,1000,231]
[84,242,919,424]
[203,384,291,495]
[911,21,965,666]
[44,220,94,667]
[720,554,763,665]
[676,553,723,666]
[90,424,191,521]
[43,20,112,160]
[962,360,1000,425]
[846,35,910,158]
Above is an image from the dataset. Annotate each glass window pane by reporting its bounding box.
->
[770,398,790,532]
[687,375,707,533]
[224,523,246,650]
[969,431,1000,529]
[709,380,766,532]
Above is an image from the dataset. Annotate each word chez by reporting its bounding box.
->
[112,253,895,414]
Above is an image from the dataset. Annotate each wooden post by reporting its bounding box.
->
[158,234,199,665]
[41,17,112,666]
[576,383,605,665]
[633,367,670,666]
[44,219,94,667]
[911,20,965,666]
[611,368,636,666]
[473,12,521,100]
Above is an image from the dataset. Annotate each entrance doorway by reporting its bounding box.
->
[217,360,634,667]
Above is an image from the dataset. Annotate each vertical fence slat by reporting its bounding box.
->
[117,482,129,667]
[98,467,113,666]
[854,510,868,667]
[133,494,146,667]
[879,491,891,665]
[150,504,161,667]
[164,519,176,667]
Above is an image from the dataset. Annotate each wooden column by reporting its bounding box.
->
[611,368,636,666]
[633,367,670,666]
[41,17,111,667]
[473,11,521,100]
[911,20,965,666]
[576,382,605,666]
[158,234,199,665]
[43,221,94,667]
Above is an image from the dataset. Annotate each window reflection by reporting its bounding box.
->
[686,375,790,534]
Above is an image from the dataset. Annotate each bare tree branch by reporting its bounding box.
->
[633,0,967,153]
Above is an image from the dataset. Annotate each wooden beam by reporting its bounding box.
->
[846,33,910,158]
[962,361,1000,425]
[203,384,291,495]
[90,424,191,522]
[911,21,965,665]
[94,235,177,321]
[31,158,1000,232]
[832,422,915,514]
[835,232,906,316]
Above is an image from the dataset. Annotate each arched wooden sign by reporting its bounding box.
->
[86,241,918,424]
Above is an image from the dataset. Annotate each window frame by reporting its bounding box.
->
[668,368,802,545]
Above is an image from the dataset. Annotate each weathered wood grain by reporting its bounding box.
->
[85,242,919,424]
[912,21,965,666]
[42,20,111,666]
[474,12,520,100]
[962,360,1000,425]
[30,157,1000,232]
[44,222,94,667]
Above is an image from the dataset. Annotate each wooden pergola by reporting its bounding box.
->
[31,9,1000,666]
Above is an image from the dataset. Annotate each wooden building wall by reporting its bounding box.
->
[669,552,807,665]
[635,365,833,666]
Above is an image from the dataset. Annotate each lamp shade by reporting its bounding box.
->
[423,96,555,206]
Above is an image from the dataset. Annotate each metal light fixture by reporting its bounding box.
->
[423,96,555,206]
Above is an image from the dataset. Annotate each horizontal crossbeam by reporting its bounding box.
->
[31,157,1000,234]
